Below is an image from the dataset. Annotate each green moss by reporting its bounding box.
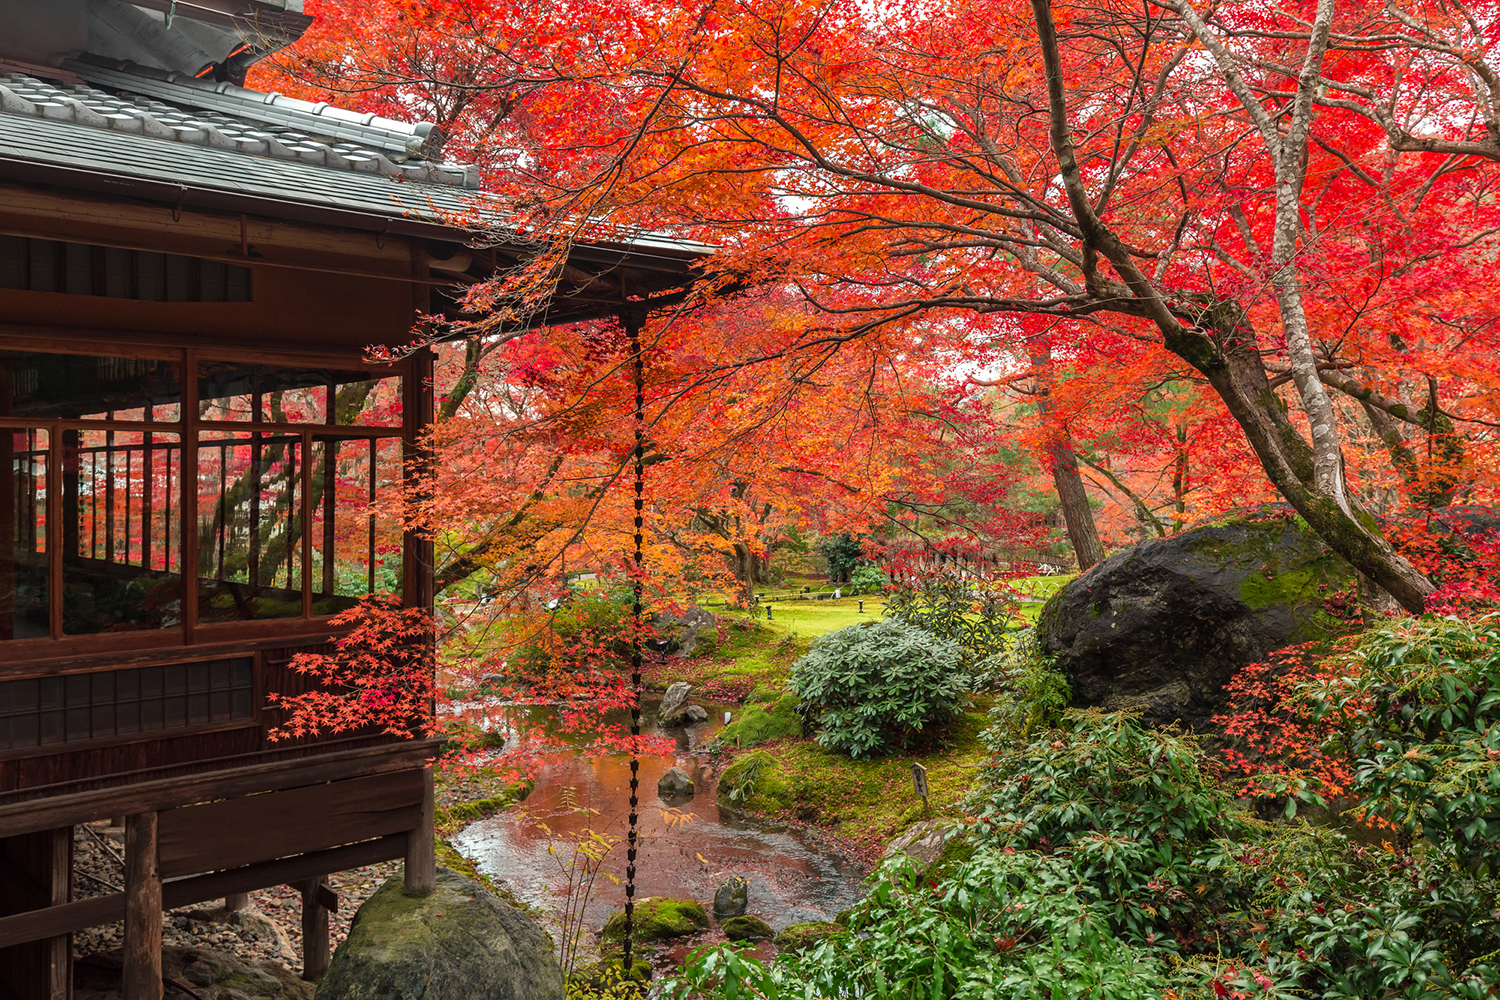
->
[434,782,531,836]
[600,897,710,943]
[720,694,802,747]
[720,915,774,941]
[717,751,794,812]
[774,921,844,953]
[927,832,977,881]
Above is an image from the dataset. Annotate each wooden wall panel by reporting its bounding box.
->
[157,769,424,878]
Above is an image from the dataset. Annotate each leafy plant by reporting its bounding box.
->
[979,627,1070,729]
[789,618,966,759]
[848,563,889,594]
[882,574,1014,676]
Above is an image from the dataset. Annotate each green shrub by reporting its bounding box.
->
[980,627,1070,733]
[848,564,889,594]
[789,618,966,759]
[882,575,1012,677]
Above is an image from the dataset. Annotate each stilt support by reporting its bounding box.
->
[403,765,435,897]
[123,812,162,1000]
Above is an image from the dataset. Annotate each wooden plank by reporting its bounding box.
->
[0,835,405,949]
[0,740,440,837]
[0,894,124,950]
[404,765,436,896]
[46,826,70,1000]
[157,769,424,878]
[123,812,162,1000]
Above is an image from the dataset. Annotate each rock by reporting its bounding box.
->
[601,897,710,943]
[651,608,719,657]
[773,921,844,954]
[719,915,773,941]
[884,819,956,871]
[1036,506,1359,730]
[657,681,693,725]
[712,876,748,917]
[719,694,801,747]
[572,958,651,989]
[73,946,312,1000]
[658,766,695,798]
[313,868,563,1000]
[684,704,709,723]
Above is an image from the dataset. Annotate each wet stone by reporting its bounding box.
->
[658,766,694,798]
[713,876,748,917]
[657,682,693,725]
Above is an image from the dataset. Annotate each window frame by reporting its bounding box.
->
[0,339,418,663]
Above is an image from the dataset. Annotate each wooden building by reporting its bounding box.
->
[0,1,706,996]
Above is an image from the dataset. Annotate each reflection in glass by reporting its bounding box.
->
[311,436,404,614]
[2,429,48,640]
[63,430,183,635]
[197,362,402,427]
[0,350,181,421]
[197,432,303,622]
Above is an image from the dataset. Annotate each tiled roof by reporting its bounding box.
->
[0,66,478,190]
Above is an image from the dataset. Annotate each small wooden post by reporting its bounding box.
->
[403,765,436,896]
[911,763,930,817]
[299,876,331,982]
[123,812,162,1000]
[224,892,250,912]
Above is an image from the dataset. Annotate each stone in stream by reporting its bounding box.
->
[683,704,709,723]
[314,868,563,1000]
[720,915,773,941]
[601,897,711,943]
[657,681,693,725]
[1036,505,1360,730]
[712,876,748,917]
[658,766,694,798]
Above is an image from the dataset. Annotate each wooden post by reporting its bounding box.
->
[403,765,436,896]
[223,892,250,912]
[299,876,330,982]
[124,812,162,1000]
[45,826,71,1000]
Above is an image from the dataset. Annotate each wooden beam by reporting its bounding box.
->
[404,765,436,897]
[300,876,331,982]
[123,812,162,1000]
[0,835,405,949]
[157,769,423,878]
[0,740,441,837]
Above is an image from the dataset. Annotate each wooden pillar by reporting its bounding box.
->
[123,812,162,1000]
[403,765,435,896]
[223,892,250,912]
[299,877,330,982]
[0,827,73,1000]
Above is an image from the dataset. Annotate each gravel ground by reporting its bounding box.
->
[72,822,402,973]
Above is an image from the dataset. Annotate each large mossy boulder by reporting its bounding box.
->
[1036,507,1357,730]
[719,915,773,941]
[600,897,710,944]
[314,868,563,1000]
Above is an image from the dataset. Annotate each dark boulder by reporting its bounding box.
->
[313,868,563,1000]
[712,876,748,917]
[1037,507,1358,730]
[658,765,694,798]
[651,608,719,657]
[720,915,773,941]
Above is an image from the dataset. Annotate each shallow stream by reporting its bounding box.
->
[452,701,867,939]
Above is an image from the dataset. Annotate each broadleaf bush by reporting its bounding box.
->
[788,618,966,758]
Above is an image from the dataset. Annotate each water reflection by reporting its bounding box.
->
[453,700,865,935]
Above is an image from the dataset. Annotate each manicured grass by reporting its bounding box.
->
[761,596,883,637]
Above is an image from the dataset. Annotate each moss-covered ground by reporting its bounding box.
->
[715,704,992,857]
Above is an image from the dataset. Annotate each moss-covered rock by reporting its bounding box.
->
[600,897,710,944]
[716,751,794,812]
[720,694,802,747]
[571,957,652,995]
[719,915,774,941]
[1036,505,1359,729]
[773,921,844,953]
[314,868,562,1000]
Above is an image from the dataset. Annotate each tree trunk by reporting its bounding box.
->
[1030,345,1106,570]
